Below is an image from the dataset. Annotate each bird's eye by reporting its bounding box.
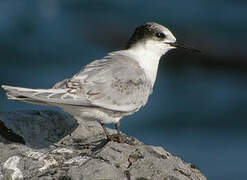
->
[155,32,166,39]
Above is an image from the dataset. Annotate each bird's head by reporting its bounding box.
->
[126,22,200,57]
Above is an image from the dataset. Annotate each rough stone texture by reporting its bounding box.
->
[0,110,207,180]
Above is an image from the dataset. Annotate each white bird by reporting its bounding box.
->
[2,22,199,143]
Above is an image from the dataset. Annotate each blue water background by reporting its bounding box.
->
[1,1,247,179]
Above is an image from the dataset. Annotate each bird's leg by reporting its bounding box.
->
[100,122,123,143]
[108,122,123,143]
[100,122,110,138]
[100,122,124,143]
[115,122,122,143]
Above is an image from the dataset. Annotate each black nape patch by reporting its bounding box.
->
[126,22,163,49]
[0,120,25,144]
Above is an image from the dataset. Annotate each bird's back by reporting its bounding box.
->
[56,51,154,113]
[2,51,153,115]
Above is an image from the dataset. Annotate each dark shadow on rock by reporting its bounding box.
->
[0,120,25,144]
[0,110,78,148]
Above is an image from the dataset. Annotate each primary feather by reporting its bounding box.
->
[2,51,153,113]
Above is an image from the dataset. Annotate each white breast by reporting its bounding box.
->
[124,45,162,86]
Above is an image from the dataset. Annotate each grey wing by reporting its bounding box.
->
[62,52,153,112]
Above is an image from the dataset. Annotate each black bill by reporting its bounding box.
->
[168,41,202,53]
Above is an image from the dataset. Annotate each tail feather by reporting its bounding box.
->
[2,85,85,107]
[2,85,91,107]
[1,85,66,106]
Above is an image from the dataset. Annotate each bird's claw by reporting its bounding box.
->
[107,134,124,143]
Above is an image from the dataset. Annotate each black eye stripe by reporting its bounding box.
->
[155,32,166,39]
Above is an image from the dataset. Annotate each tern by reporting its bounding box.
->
[2,22,199,143]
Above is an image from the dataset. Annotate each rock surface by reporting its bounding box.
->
[0,110,207,180]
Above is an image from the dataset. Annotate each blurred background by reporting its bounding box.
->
[0,1,247,179]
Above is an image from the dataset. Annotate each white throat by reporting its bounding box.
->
[126,42,168,86]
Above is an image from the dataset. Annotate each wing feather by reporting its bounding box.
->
[2,51,153,113]
[64,51,153,112]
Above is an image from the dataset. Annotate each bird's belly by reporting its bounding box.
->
[60,105,126,124]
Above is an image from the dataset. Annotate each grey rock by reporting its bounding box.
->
[0,110,207,180]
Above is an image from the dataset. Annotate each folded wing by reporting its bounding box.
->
[2,52,153,112]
